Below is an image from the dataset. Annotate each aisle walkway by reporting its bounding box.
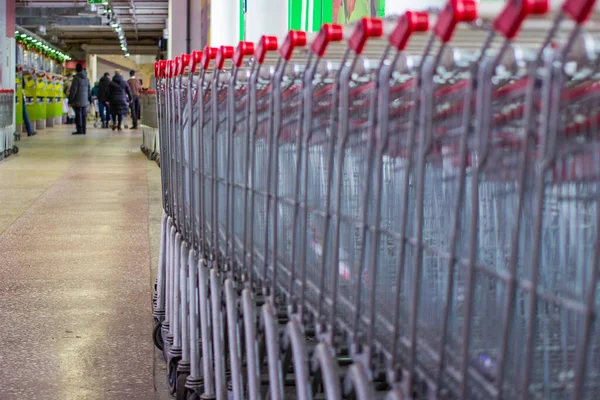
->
[0,126,162,399]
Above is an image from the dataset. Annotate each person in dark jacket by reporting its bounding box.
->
[97,73,111,128]
[107,70,132,131]
[68,63,91,135]
[127,70,142,129]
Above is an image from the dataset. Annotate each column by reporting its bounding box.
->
[167,0,188,58]
[189,0,203,51]
[385,0,442,15]
[246,0,288,43]
[86,53,97,84]
[210,0,240,47]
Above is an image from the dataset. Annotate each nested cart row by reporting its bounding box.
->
[0,89,18,160]
[141,90,160,162]
[152,0,600,398]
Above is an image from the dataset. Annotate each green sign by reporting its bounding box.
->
[87,0,105,4]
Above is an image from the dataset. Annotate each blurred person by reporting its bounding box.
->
[63,72,74,124]
[22,91,37,137]
[91,82,99,97]
[16,66,36,136]
[108,69,132,131]
[127,70,142,129]
[91,82,99,121]
[97,72,111,128]
[68,63,91,135]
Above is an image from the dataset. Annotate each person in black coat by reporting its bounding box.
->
[97,72,111,128]
[107,70,132,131]
[68,63,91,135]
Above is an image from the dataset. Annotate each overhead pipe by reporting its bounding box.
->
[20,1,89,6]
[129,0,140,40]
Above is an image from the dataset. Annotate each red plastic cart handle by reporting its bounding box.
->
[233,41,255,67]
[348,18,384,54]
[390,11,429,51]
[191,50,203,73]
[201,46,219,70]
[562,0,597,23]
[280,30,307,61]
[174,56,182,76]
[181,53,191,73]
[159,60,167,78]
[434,0,478,43]
[154,62,159,78]
[167,60,175,78]
[216,46,235,70]
[494,0,549,39]
[255,35,279,64]
[311,24,344,57]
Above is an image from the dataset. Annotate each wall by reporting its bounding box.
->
[208,0,386,48]
[95,56,153,88]
[96,57,136,84]
[137,63,155,88]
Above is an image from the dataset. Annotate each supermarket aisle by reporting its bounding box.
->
[0,127,159,399]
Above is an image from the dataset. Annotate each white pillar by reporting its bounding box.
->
[246,0,288,44]
[210,0,240,47]
[386,0,444,15]
[86,53,97,84]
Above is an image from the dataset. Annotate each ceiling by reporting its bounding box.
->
[16,0,168,57]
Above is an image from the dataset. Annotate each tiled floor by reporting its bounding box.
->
[0,126,166,399]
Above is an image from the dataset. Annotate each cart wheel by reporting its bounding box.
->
[167,357,180,395]
[12,146,18,155]
[176,372,190,400]
[186,391,199,400]
[153,322,163,351]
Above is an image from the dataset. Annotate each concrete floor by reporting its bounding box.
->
[0,126,168,399]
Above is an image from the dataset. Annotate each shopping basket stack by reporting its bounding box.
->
[152,0,600,398]
[0,89,17,160]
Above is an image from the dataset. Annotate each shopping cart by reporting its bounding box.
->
[152,0,600,398]
[0,89,17,160]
